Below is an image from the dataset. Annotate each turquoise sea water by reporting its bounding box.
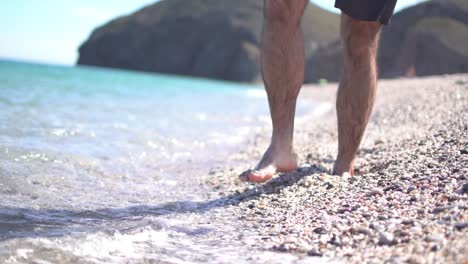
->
[0,60,322,263]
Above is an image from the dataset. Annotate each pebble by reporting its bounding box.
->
[378,232,394,246]
[454,222,468,230]
[337,208,348,214]
[432,205,455,214]
[375,139,385,145]
[298,243,313,253]
[203,77,468,264]
[402,219,415,226]
[426,233,443,242]
[378,215,388,220]
[370,223,383,231]
[461,183,468,194]
[356,228,372,236]
[410,226,422,233]
[329,233,342,246]
[367,188,384,196]
[431,244,441,252]
[313,227,327,234]
[407,186,417,193]
[275,244,289,252]
[283,236,298,244]
[307,249,323,257]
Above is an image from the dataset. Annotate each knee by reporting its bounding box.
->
[264,0,307,26]
[341,15,381,59]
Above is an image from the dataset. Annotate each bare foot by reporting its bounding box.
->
[332,159,354,176]
[240,145,298,183]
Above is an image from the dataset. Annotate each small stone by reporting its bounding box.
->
[362,213,372,219]
[375,139,385,145]
[454,222,468,230]
[370,223,383,231]
[313,227,327,234]
[290,225,302,234]
[283,236,298,244]
[461,183,468,194]
[410,226,422,233]
[460,148,468,154]
[378,232,394,246]
[402,219,415,226]
[395,230,410,238]
[388,256,403,263]
[356,228,372,236]
[298,243,313,253]
[378,215,388,220]
[426,233,443,242]
[319,234,330,244]
[275,243,289,252]
[407,186,417,193]
[307,249,323,257]
[431,244,441,252]
[367,188,384,196]
[432,205,455,214]
[348,176,358,184]
[329,234,342,246]
[337,207,348,214]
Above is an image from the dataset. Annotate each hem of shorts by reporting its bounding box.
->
[334,2,391,25]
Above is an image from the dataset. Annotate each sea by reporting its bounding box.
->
[0,60,329,263]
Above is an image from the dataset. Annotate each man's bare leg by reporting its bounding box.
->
[333,14,381,175]
[240,0,307,183]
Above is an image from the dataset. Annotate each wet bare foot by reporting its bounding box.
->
[240,145,298,183]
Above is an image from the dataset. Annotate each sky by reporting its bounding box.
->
[0,0,426,65]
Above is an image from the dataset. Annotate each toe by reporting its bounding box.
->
[239,170,252,182]
[239,168,275,183]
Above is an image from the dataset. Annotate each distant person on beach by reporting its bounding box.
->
[241,0,397,182]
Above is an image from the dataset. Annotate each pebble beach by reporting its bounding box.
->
[1,70,466,263]
[203,74,468,263]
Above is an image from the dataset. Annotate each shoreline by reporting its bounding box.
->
[203,74,468,262]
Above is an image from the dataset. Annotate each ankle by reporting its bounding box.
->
[333,156,354,175]
[269,142,294,155]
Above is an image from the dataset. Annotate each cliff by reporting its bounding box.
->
[78,0,339,82]
[79,0,468,83]
[305,0,468,82]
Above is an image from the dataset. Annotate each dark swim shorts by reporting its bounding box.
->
[335,0,398,25]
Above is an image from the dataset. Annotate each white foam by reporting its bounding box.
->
[246,89,266,98]
[63,229,169,262]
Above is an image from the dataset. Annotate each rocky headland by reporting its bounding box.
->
[78,0,468,83]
